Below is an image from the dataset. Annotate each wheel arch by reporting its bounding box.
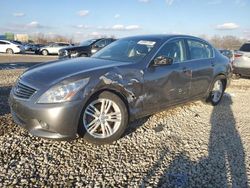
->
[87,87,130,118]
[6,48,14,53]
[205,73,227,99]
[214,73,227,87]
[77,87,130,140]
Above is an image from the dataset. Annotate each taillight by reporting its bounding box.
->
[234,53,243,58]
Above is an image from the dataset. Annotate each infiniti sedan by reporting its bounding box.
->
[9,35,232,144]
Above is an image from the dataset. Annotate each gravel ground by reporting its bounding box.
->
[0,69,250,187]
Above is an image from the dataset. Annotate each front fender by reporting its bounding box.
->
[81,68,144,120]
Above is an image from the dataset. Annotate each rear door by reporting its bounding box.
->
[52,43,61,54]
[185,39,214,98]
[143,39,192,112]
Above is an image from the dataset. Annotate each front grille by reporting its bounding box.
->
[14,81,36,99]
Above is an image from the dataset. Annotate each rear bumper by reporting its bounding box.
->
[9,89,83,140]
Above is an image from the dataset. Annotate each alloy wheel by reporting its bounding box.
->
[83,98,122,138]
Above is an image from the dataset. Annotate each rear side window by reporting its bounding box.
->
[240,43,250,52]
[187,40,214,60]
[0,41,8,45]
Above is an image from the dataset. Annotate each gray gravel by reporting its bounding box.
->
[0,70,250,187]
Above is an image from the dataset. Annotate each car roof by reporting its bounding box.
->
[121,34,208,42]
[0,39,10,42]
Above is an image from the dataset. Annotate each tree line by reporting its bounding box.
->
[30,33,247,50]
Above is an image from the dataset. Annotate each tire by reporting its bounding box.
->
[6,48,14,54]
[78,91,128,144]
[42,50,49,56]
[206,76,226,106]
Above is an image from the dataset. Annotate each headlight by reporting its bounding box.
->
[91,48,98,54]
[37,78,89,104]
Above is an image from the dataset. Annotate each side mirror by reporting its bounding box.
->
[153,56,173,66]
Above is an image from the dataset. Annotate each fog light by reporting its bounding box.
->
[39,120,48,129]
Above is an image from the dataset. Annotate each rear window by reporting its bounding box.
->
[240,43,250,52]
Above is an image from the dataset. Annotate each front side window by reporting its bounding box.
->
[94,39,106,48]
[92,38,157,63]
[155,40,186,63]
[58,43,69,46]
[187,40,213,60]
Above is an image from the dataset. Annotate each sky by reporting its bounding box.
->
[0,0,250,41]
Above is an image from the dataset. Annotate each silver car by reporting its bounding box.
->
[233,42,250,77]
[39,42,71,56]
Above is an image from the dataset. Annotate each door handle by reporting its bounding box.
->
[211,62,215,67]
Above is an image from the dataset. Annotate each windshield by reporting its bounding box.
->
[80,39,99,46]
[92,38,157,62]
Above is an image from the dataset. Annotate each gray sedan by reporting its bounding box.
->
[9,35,232,144]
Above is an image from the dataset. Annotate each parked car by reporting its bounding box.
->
[58,38,116,59]
[233,42,250,77]
[0,40,25,54]
[39,42,71,55]
[9,35,232,144]
[21,43,37,52]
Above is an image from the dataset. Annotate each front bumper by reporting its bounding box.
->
[9,89,83,140]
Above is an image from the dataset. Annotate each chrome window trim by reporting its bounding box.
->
[147,36,215,68]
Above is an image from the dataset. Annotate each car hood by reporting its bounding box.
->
[61,45,89,52]
[20,57,129,87]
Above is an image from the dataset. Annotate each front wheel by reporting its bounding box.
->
[206,77,225,106]
[79,91,128,144]
[42,50,49,56]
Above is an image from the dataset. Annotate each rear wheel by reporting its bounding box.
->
[42,50,49,56]
[79,91,128,144]
[206,77,225,106]
[6,48,14,54]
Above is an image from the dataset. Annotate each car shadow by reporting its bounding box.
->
[123,115,151,138]
[0,86,12,116]
[141,95,248,187]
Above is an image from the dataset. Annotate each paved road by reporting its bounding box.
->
[0,54,58,70]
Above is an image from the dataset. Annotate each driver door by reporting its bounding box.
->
[142,39,192,113]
